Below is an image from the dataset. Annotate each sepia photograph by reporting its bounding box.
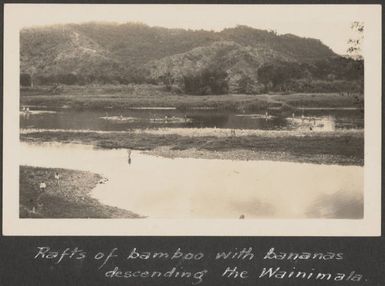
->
[3,4,381,235]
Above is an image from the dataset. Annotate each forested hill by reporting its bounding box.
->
[20,23,363,94]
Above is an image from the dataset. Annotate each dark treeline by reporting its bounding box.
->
[20,67,151,87]
[183,69,229,95]
[20,57,363,94]
[255,57,364,93]
[176,57,363,95]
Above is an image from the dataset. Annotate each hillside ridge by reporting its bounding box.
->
[20,22,363,94]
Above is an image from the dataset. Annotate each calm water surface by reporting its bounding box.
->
[20,142,363,219]
[20,108,364,132]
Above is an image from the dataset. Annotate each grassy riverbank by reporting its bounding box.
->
[20,166,142,218]
[21,129,364,166]
[21,85,363,111]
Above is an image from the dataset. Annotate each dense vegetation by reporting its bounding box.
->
[20,23,363,94]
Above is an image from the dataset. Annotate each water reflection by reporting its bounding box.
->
[20,142,363,219]
[287,116,336,131]
[20,108,363,132]
[306,190,363,219]
[230,198,275,218]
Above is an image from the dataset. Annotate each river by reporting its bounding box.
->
[20,142,363,219]
[20,108,363,132]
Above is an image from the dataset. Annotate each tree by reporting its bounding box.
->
[237,75,255,94]
[59,73,78,85]
[347,21,364,59]
[160,72,174,91]
[182,68,228,95]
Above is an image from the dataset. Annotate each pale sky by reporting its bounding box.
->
[5,4,370,55]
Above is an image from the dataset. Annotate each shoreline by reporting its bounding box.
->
[20,87,364,112]
[144,146,363,166]
[20,166,142,218]
[21,127,364,137]
[20,129,364,166]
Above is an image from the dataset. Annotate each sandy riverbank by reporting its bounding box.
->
[20,166,142,218]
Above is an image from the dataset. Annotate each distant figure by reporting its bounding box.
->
[29,198,36,214]
[184,114,188,123]
[127,149,132,165]
[164,115,168,123]
[39,182,46,192]
[120,114,123,120]
[54,172,60,184]
[33,182,46,214]
[37,182,46,202]
[230,129,236,137]
[292,113,295,118]
[239,214,245,219]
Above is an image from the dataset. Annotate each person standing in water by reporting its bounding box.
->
[127,149,132,165]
